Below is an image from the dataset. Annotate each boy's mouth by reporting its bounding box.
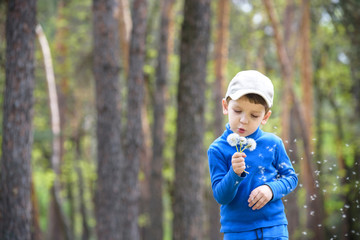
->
[238,128,245,134]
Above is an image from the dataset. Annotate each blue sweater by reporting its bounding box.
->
[207,124,298,233]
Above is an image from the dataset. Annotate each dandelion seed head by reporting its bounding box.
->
[246,138,256,151]
[227,133,240,147]
[239,137,247,145]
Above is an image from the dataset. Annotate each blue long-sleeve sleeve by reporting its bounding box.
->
[265,140,298,201]
[208,148,247,205]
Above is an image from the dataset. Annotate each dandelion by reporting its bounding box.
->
[227,133,240,147]
[239,137,247,145]
[246,138,256,151]
[226,134,257,174]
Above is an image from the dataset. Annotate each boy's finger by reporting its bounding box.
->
[252,198,265,210]
[233,152,247,158]
[248,191,259,206]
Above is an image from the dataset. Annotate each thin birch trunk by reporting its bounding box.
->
[36,24,72,240]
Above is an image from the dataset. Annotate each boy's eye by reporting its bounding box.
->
[251,114,259,118]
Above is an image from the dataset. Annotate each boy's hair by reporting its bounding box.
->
[227,94,270,113]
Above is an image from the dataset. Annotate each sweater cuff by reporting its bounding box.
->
[230,166,246,182]
[265,182,279,201]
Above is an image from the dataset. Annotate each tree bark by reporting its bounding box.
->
[122,0,148,239]
[339,2,360,237]
[92,0,123,239]
[263,0,325,238]
[172,0,210,239]
[299,1,326,238]
[206,0,230,239]
[36,23,73,240]
[72,129,91,240]
[0,0,36,239]
[326,3,360,237]
[146,0,175,239]
[117,0,132,77]
[263,0,292,145]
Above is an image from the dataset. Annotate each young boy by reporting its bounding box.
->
[207,70,298,240]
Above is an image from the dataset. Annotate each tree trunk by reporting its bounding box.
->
[327,2,360,237]
[117,0,132,78]
[36,24,73,240]
[263,0,293,145]
[206,0,230,239]
[284,108,300,240]
[342,2,360,236]
[146,0,175,239]
[92,0,123,239]
[172,0,210,239]
[36,25,72,240]
[30,178,42,240]
[300,0,313,130]
[0,0,36,239]
[122,0,148,239]
[299,1,326,238]
[263,1,325,238]
[72,129,91,240]
[53,1,74,236]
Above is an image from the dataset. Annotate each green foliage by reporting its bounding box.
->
[1,0,359,239]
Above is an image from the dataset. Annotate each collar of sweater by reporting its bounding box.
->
[225,123,263,140]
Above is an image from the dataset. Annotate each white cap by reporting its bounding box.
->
[225,70,274,108]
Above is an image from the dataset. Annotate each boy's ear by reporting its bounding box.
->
[261,110,272,125]
[222,98,229,115]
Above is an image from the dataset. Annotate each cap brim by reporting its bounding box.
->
[228,89,272,108]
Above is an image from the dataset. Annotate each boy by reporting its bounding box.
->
[207,70,298,240]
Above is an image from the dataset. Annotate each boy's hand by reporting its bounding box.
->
[248,185,273,210]
[231,152,247,176]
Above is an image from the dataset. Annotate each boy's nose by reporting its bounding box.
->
[239,114,248,124]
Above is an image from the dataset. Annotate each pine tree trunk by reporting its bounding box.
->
[117,0,132,78]
[330,2,360,237]
[173,0,210,239]
[122,0,148,239]
[146,0,175,239]
[0,0,36,239]
[206,0,229,239]
[263,0,325,238]
[92,0,123,239]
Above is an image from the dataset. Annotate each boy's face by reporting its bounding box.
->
[222,96,271,137]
